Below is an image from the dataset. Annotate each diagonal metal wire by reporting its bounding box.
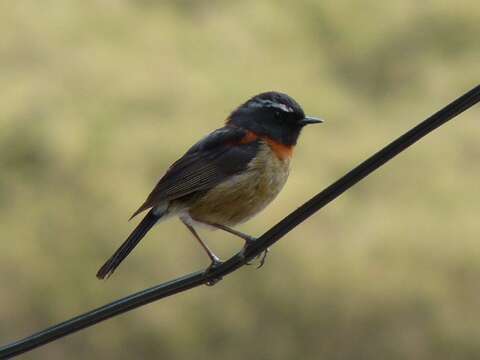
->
[1,84,479,359]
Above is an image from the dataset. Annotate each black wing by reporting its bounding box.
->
[130,126,259,218]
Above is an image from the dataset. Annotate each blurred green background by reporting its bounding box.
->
[1,1,479,359]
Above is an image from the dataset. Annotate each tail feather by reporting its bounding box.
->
[96,210,161,279]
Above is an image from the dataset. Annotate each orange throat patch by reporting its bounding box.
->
[233,129,294,160]
[263,137,293,160]
[238,130,293,160]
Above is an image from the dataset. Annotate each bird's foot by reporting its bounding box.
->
[256,248,269,268]
[240,239,270,268]
[243,235,257,245]
[204,256,224,286]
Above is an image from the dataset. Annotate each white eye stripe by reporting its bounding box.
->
[249,99,294,113]
[274,103,294,113]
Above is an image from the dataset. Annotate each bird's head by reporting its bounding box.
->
[226,91,323,146]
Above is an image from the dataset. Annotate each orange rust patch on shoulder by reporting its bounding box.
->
[239,130,259,144]
[225,130,258,146]
[264,137,293,160]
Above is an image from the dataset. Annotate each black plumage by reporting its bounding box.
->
[130,126,259,219]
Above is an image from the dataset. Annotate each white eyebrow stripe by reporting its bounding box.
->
[249,99,294,112]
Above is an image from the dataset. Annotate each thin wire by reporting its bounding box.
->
[1,85,479,359]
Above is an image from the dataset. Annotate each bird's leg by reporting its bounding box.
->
[181,220,222,265]
[208,222,269,268]
[181,220,223,285]
[208,222,256,245]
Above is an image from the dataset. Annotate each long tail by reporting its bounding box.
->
[96,210,162,279]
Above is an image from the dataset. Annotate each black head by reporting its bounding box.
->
[227,92,322,146]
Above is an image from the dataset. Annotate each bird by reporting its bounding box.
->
[96,91,323,280]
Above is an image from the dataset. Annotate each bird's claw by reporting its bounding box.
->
[241,243,270,268]
[204,256,223,286]
[256,248,269,268]
[244,235,257,245]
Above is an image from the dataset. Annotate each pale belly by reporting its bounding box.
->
[187,144,290,226]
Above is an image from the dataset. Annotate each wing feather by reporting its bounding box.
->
[130,126,258,219]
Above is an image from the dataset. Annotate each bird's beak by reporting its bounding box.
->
[300,116,324,125]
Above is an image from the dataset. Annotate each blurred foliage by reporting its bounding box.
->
[0,1,479,359]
